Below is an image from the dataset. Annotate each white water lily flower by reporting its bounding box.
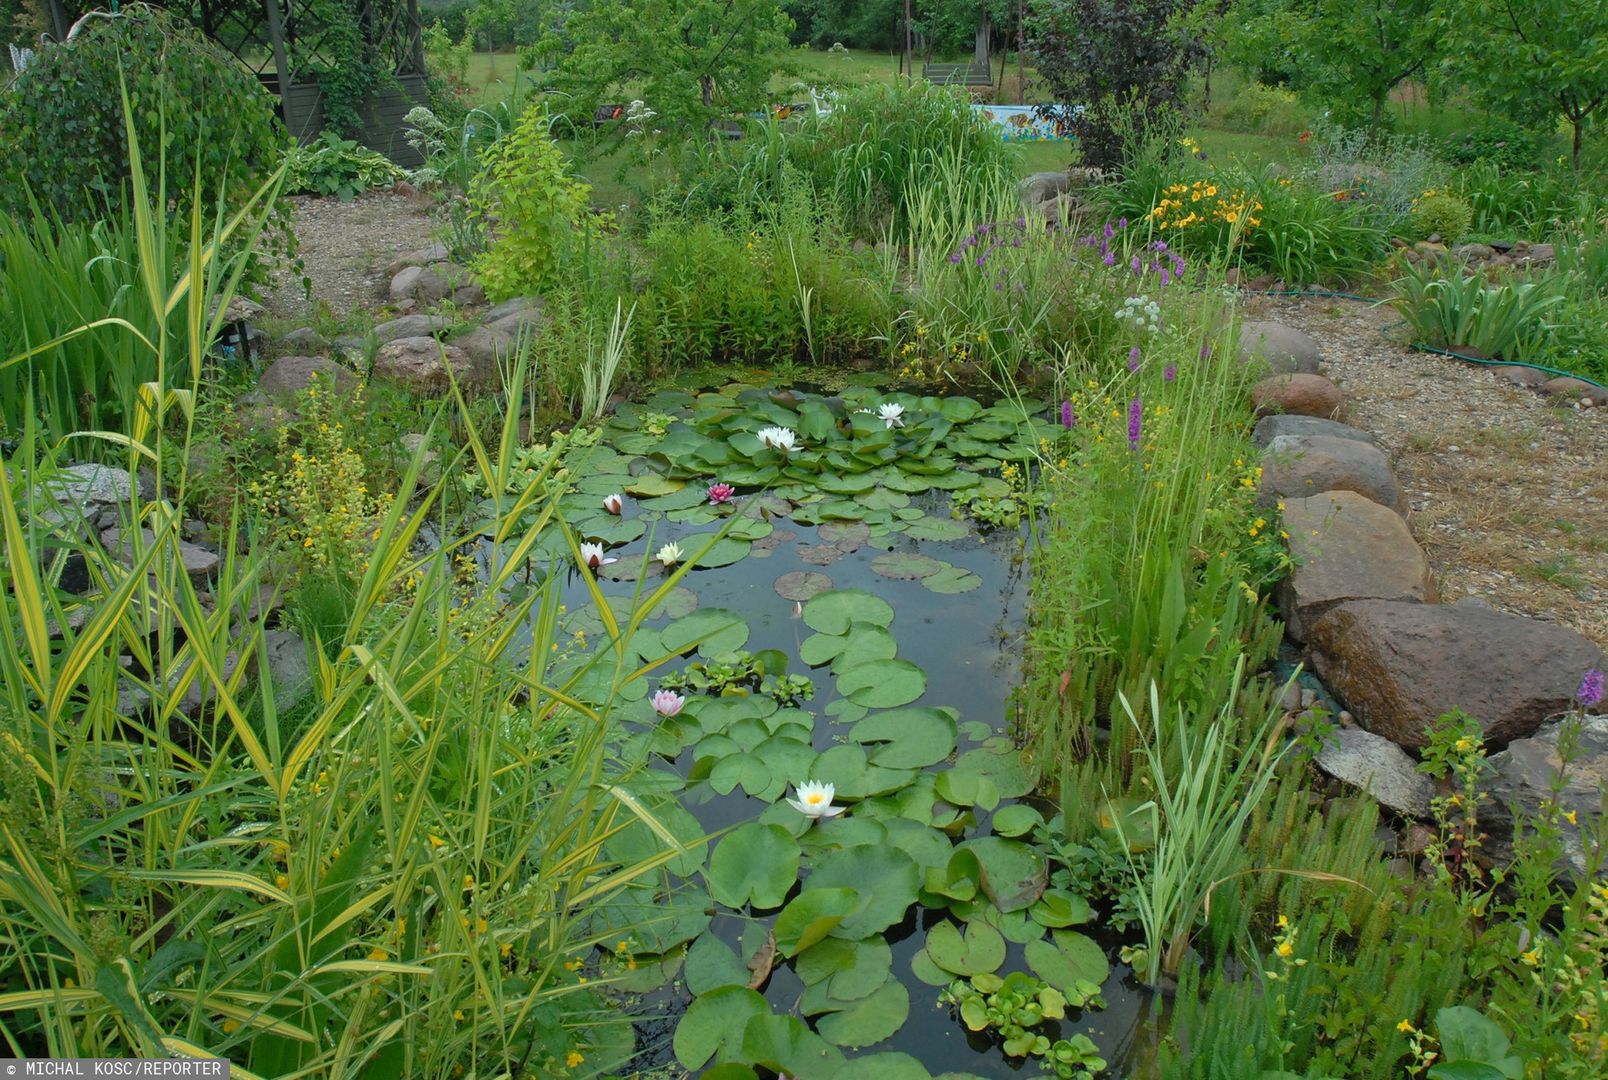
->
[756,425,800,453]
[651,689,685,717]
[602,493,624,514]
[578,541,617,570]
[877,402,906,429]
[786,780,846,819]
[656,541,684,567]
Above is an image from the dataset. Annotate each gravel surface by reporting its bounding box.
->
[262,192,438,325]
[1245,294,1608,649]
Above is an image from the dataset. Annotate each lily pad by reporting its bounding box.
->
[691,537,751,568]
[818,521,869,550]
[990,804,1043,838]
[708,823,801,910]
[800,631,850,667]
[626,474,685,498]
[808,844,920,939]
[803,589,895,635]
[674,985,769,1070]
[838,659,927,708]
[832,1053,933,1080]
[850,707,957,769]
[684,933,751,994]
[1025,930,1110,994]
[870,552,944,580]
[797,543,848,566]
[816,980,909,1048]
[909,947,953,987]
[795,938,894,1001]
[925,919,1006,977]
[661,608,750,658]
[775,888,859,957]
[775,571,833,601]
[921,565,983,594]
[1030,889,1095,929]
[829,625,899,674]
[740,1013,847,1078]
[959,836,1048,913]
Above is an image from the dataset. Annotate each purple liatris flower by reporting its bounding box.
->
[1060,400,1075,428]
[1200,342,1213,360]
[1127,396,1143,449]
[1117,216,1128,229]
[949,252,963,264]
[1128,346,1142,371]
[1164,363,1177,382]
[1102,250,1116,266]
[1580,668,1606,708]
[707,481,736,504]
[975,255,986,267]
[1103,222,1115,240]
[1130,255,1142,274]
[1159,268,1172,287]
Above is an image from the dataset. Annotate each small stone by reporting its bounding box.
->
[280,327,327,353]
[1337,710,1353,727]
[1400,824,1434,856]
[1300,688,1318,709]
[1279,680,1303,712]
[1314,725,1435,818]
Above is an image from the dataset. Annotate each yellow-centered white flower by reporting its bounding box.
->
[756,426,800,453]
[656,541,683,567]
[786,780,846,819]
[877,402,905,428]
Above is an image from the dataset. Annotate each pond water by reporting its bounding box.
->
[479,383,1160,1076]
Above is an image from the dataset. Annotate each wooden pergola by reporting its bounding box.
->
[42,0,429,164]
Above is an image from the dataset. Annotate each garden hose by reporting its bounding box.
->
[1254,287,1608,391]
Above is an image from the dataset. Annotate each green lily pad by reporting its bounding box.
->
[922,848,981,903]
[800,631,850,667]
[808,844,920,940]
[640,485,713,511]
[860,487,911,511]
[954,745,1036,799]
[674,985,769,1070]
[921,565,983,594]
[661,608,750,658]
[795,937,894,1001]
[850,707,957,769]
[838,659,926,708]
[691,537,751,568]
[832,1053,933,1080]
[626,474,685,498]
[1025,930,1110,994]
[710,754,772,798]
[883,819,955,873]
[925,919,1006,976]
[803,589,895,635]
[740,1012,847,1078]
[909,947,952,987]
[829,625,899,674]
[797,543,848,566]
[684,933,751,994]
[959,836,1048,913]
[708,823,801,910]
[775,571,833,601]
[816,979,909,1048]
[990,804,1043,838]
[870,552,944,580]
[775,888,859,957]
[818,521,869,549]
[1030,889,1094,929]
[903,516,971,542]
[818,472,877,495]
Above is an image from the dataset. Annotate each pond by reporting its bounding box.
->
[482,382,1160,1077]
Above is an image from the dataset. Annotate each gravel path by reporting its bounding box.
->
[1244,294,1608,649]
[262,192,438,324]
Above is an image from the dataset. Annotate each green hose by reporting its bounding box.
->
[1254,287,1608,391]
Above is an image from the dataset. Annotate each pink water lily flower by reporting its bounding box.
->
[651,690,686,717]
[707,482,736,504]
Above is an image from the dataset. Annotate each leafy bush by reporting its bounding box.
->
[1453,159,1603,236]
[469,108,598,301]
[0,8,286,228]
[1408,190,1473,242]
[1437,115,1546,172]
[1217,81,1308,136]
[284,132,406,200]
[1389,261,1566,360]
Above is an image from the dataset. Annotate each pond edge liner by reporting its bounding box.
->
[1254,287,1608,391]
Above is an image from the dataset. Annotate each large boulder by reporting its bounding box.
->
[389,262,469,305]
[258,355,356,400]
[1252,414,1379,450]
[1238,320,1323,375]
[1307,598,1608,750]
[383,241,451,278]
[485,296,546,340]
[483,295,543,325]
[42,463,134,510]
[100,526,221,587]
[1019,171,1071,208]
[1259,434,1407,515]
[1314,724,1435,819]
[373,313,451,344]
[1279,490,1433,642]
[1481,713,1608,878]
[452,325,519,382]
[1251,373,1345,420]
[371,336,476,393]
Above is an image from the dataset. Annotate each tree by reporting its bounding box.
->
[531,0,793,145]
[1294,0,1438,129]
[1024,0,1198,171]
[1442,0,1608,169]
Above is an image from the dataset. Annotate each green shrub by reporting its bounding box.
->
[470,108,598,301]
[1437,115,1546,172]
[1218,81,1308,136]
[284,132,406,200]
[1389,261,1566,360]
[1409,190,1474,242]
[0,8,286,229]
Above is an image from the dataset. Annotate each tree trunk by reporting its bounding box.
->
[1573,117,1583,170]
[1372,86,1386,130]
[1203,55,1215,114]
[974,11,991,68]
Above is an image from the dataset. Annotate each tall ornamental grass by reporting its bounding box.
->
[0,108,680,1076]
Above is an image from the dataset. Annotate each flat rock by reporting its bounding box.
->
[1490,364,1547,388]
[100,527,221,587]
[258,355,356,399]
[1238,320,1323,375]
[1540,376,1608,406]
[1251,414,1378,449]
[1307,598,1608,750]
[383,241,450,278]
[43,463,134,510]
[1314,724,1435,818]
[486,304,546,340]
[1279,490,1433,642]
[371,336,476,393]
[452,325,518,381]
[373,313,451,344]
[1260,434,1406,515]
[1481,713,1608,878]
[1252,373,1345,419]
[389,262,469,304]
[483,295,543,324]
[263,629,313,714]
[452,283,487,307]
[280,327,327,353]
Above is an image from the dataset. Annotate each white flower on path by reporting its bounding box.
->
[786,780,846,819]
[656,541,683,567]
[756,426,800,453]
[602,493,624,514]
[878,402,906,429]
[651,690,685,717]
[579,542,616,570]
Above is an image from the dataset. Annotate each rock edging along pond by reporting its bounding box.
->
[512,384,1144,1078]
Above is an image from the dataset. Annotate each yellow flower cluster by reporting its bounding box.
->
[1150,180,1262,231]
[897,321,973,385]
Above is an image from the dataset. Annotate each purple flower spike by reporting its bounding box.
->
[1130,255,1142,274]
[1159,268,1172,287]
[1102,251,1116,266]
[1127,397,1143,449]
[1118,217,1128,229]
[949,252,963,264]
[1164,363,1177,382]
[1154,241,1169,254]
[1103,222,1115,240]
[975,255,987,267]
[1015,215,1027,229]
[1580,668,1606,708]
[1128,346,1142,371]
[1200,342,1213,360]
[1060,400,1075,429]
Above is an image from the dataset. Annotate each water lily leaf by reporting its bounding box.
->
[1025,930,1109,994]
[870,552,944,580]
[803,589,894,635]
[575,473,637,496]
[903,517,971,542]
[762,709,814,735]
[775,571,833,602]
[709,823,801,910]
[830,625,898,675]
[818,500,868,521]
[921,564,984,594]
[824,698,869,725]
[818,521,869,550]
[667,506,722,526]
[702,1067,760,1080]
[752,738,818,793]
[795,938,893,1001]
[973,475,1012,499]
[710,754,772,798]
[685,933,750,994]
[851,707,957,769]
[775,888,859,957]
[654,586,700,620]
[816,980,909,1047]
[602,887,710,954]
[580,518,647,545]
[809,844,920,939]
[964,420,1015,442]
[1030,889,1094,929]
[831,1053,933,1080]
[797,543,847,566]
[674,985,769,1069]
[959,836,1048,913]
[741,1012,847,1077]
[947,436,996,460]
[971,902,1047,945]
[720,463,782,487]
[692,537,751,568]
[883,819,954,872]
[860,487,911,511]
[926,919,1006,976]
[662,608,750,658]
[809,744,872,798]
[926,470,981,491]
[954,745,1036,799]
[990,804,1043,838]
[724,515,774,541]
[796,400,839,442]
[909,947,952,987]
[838,659,926,708]
[640,485,712,511]
[798,816,889,853]
[800,631,849,666]
[818,472,877,494]
[929,396,982,421]
[923,848,981,904]
[881,470,934,493]
[626,474,684,498]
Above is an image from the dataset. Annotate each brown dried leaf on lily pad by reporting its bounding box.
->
[797,543,846,567]
[775,571,834,601]
[748,529,798,559]
[747,930,777,990]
